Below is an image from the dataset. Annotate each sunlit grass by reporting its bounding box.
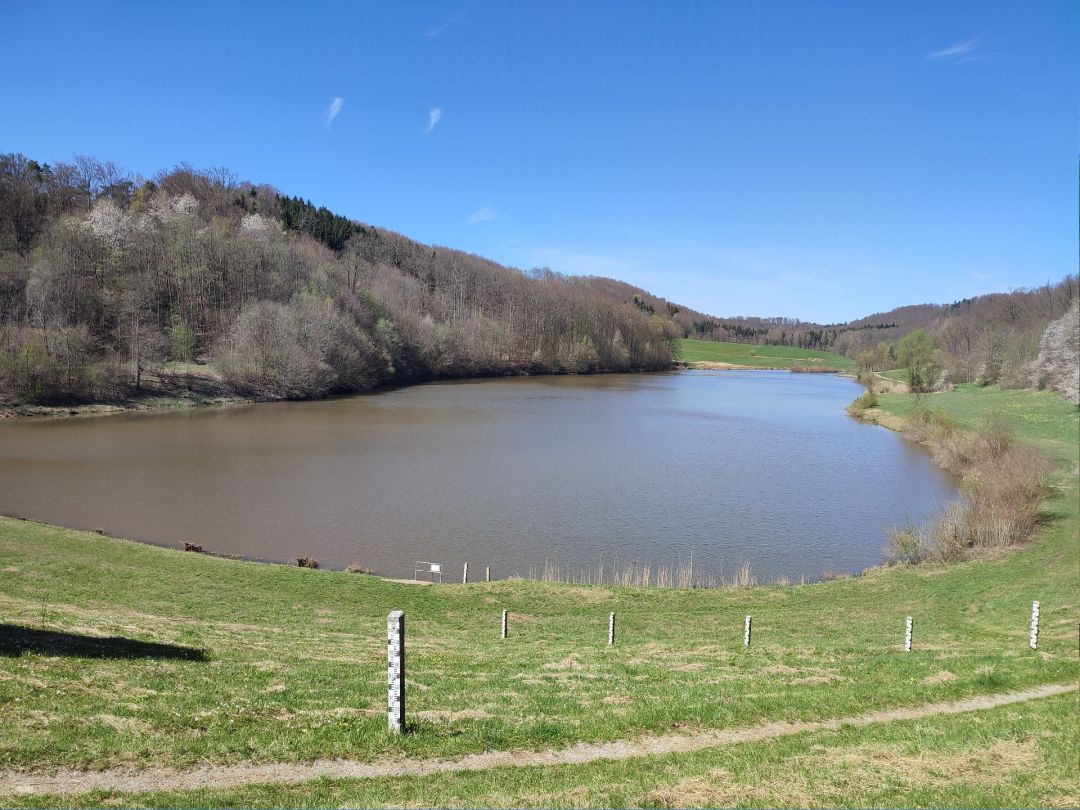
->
[673,339,854,369]
[20,691,1075,809]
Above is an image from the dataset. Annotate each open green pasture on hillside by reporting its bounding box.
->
[674,339,854,369]
[0,383,1076,807]
[879,368,910,383]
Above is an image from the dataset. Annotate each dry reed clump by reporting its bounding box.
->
[903,404,959,451]
[820,569,853,581]
[296,557,319,569]
[528,556,754,590]
[885,412,1049,564]
[733,561,757,587]
[962,444,1049,547]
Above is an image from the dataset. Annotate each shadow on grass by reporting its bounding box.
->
[0,624,206,660]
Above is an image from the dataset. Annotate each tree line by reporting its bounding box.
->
[0,154,683,404]
[849,276,1078,395]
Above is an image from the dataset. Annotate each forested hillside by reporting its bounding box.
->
[842,286,1078,385]
[691,282,1077,383]
[0,154,685,404]
[1,153,1075,407]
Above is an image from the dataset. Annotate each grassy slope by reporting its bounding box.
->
[880,368,910,383]
[674,339,854,369]
[0,384,1076,806]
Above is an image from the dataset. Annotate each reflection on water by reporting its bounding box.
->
[0,371,955,582]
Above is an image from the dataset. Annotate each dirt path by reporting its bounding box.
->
[3,682,1074,798]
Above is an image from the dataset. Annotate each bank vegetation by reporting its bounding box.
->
[877,406,1050,565]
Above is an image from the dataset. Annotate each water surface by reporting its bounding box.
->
[0,371,955,582]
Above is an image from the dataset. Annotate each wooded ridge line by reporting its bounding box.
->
[1,154,1075,407]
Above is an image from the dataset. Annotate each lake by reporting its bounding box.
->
[0,371,955,583]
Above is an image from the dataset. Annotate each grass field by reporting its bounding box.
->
[0,383,1076,807]
[673,339,854,369]
[18,690,1075,808]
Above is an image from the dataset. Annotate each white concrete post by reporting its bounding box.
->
[501,609,508,639]
[1029,601,1040,650]
[608,612,615,645]
[486,565,491,582]
[744,615,752,647]
[387,611,405,733]
[463,562,469,584]
[904,616,913,653]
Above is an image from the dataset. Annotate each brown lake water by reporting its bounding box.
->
[0,371,955,583]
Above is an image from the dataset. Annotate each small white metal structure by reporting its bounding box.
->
[486,566,491,582]
[1029,601,1040,650]
[414,561,443,583]
[744,615,752,647]
[608,612,616,645]
[904,616,913,653]
[501,609,508,639]
[463,562,469,583]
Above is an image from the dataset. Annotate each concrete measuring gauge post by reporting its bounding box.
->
[387,611,405,733]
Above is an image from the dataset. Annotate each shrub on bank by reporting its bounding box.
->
[0,324,114,403]
[845,388,878,414]
[884,411,1049,564]
[963,444,1049,547]
[886,502,968,564]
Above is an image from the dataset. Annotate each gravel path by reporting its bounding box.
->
[3,682,1074,798]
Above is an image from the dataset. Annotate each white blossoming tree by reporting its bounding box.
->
[1029,298,1080,405]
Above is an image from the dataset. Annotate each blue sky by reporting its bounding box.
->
[3,1,1077,323]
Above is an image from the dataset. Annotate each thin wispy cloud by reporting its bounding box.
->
[424,15,461,39]
[426,107,443,134]
[927,37,981,63]
[468,206,497,224]
[324,97,344,126]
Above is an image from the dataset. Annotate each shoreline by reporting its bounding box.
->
[3,381,1066,609]
[0,364,685,422]
[0,361,835,422]
[0,382,941,590]
[1,369,923,589]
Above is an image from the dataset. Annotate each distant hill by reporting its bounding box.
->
[686,286,1077,387]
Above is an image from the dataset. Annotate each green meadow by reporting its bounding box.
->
[0,382,1076,807]
[879,368,910,383]
[674,339,855,369]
